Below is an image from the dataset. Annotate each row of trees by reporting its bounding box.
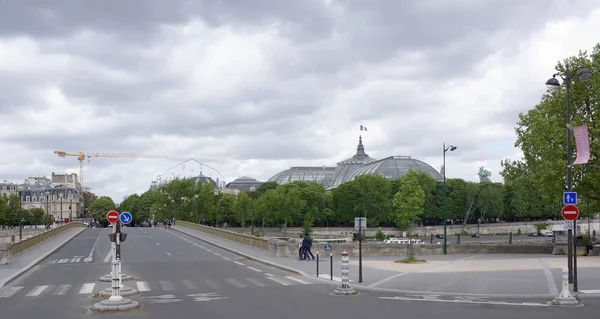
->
[500,43,600,215]
[115,168,568,235]
[0,194,48,227]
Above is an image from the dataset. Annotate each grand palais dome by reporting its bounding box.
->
[268,136,443,189]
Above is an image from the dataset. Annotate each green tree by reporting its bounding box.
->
[503,44,600,211]
[476,183,504,233]
[353,175,393,226]
[28,208,46,225]
[88,196,117,227]
[0,196,7,226]
[392,172,426,235]
[234,192,252,229]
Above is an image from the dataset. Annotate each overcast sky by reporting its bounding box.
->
[1,0,599,203]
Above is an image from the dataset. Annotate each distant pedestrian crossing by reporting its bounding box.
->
[0,275,316,300]
[47,255,93,264]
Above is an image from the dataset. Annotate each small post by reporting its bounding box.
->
[316,252,319,277]
[109,222,122,302]
[358,219,363,283]
[330,253,333,281]
[334,251,356,295]
[593,230,596,242]
[552,267,579,306]
[509,231,513,245]
[457,234,460,244]
[430,234,433,244]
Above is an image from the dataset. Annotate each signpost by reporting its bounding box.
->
[561,204,579,220]
[354,217,366,283]
[120,212,132,225]
[107,211,119,224]
[563,192,577,205]
[561,204,579,293]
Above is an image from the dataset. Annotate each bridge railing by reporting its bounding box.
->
[11,222,86,256]
[178,221,269,251]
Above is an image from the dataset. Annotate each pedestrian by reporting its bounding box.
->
[298,235,304,260]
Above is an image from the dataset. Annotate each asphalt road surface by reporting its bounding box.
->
[0,227,596,319]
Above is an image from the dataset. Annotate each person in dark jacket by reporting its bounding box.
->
[302,234,315,260]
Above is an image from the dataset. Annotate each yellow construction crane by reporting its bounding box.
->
[53,151,166,191]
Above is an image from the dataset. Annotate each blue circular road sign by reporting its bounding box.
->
[120,211,133,224]
[324,243,332,251]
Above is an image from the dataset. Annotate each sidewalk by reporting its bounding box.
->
[173,225,600,298]
[0,226,86,287]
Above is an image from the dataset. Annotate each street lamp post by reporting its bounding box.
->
[45,191,50,229]
[213,190,219,227]
[69,198,73,222]
[545,64,593,292]
[59,192,63,225]
[250,186,256,235]
[443,143,457,255]
[17,186,24,240]
[194,194,199,223]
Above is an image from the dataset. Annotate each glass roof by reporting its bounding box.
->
[267,136,442,188]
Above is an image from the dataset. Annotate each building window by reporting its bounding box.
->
[33,196,37,202]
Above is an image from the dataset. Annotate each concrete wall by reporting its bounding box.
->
[286,242,554,258]
[225,220,581,238]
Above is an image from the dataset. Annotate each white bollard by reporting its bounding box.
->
[553,267,578,306]
[108,259,123,302]
[334,251,356,295]
[341,252,350,289]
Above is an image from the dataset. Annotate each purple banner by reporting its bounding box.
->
[573,125,590,165]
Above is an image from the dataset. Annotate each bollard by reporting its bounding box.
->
[334,251,356,295]
[552,267,579,306]
[316,252,319,277]
[430,234,433,244]
[109,259,123,302]
[509,232,513,245]
[330,253,333,281]
[594,230,596,242]
[457,234,461,244]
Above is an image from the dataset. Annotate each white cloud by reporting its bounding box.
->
[0,2,599,202]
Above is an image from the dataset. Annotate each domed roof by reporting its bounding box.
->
[344,156,443,182]
[232,176,259,182]
[268,167,335,185]
[226,176,263,191]
[336,135,377,165]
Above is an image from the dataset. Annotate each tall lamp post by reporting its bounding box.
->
[213,190,219,227]
[545,64,593,292]
[45,191,50,229]
[17,186,24,240]
[59,192,63,225]
[443,143,457,255]
[250,186,256,235]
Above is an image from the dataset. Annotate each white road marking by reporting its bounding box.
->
[86,230,102,262]
[70,257,81,263]
[267,277,290,286]
[214,253,221,256]
[26,285,49,296]
[103,249,112,263]
[158,281,174,291]
[57,259,69,263]
[48,260,58,264]
[580,289,600,294]
[246,278,265,287]
[136,281,151,292]
[247,266,263,273]
[368,256,476,287]
[204,279,222,289]
[182,280,197,290]
[265,273,275,277]
[233,261,245,266]
[156,242,160,246]
[225,278,246,288]
[79,283,95,294]
[0,286,23,298]
[286,276,311,284]
[379,296,549,307]
[540,258,559,295]
[221,257,231,261]
[53,284,71,295]
[318,274,353,282]
[83,258,93,263]
[166,252,171,257]
[205,249,212,252]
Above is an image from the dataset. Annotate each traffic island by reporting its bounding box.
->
[97,285,139,297]
[91,298,140,312]
[99,273,132,282]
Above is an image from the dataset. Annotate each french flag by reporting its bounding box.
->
[360,125,368,131]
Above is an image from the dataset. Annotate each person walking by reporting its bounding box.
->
[298,235,304,260]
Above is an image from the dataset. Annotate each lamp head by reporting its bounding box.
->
[250,186,256,192]
[214,190,219,196]
[577,68,593,82]
[450,146,457,151]
[545,76,560,91]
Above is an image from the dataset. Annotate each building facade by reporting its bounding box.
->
[0,173,84,222]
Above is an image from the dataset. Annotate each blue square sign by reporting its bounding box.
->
[563,192,577,205]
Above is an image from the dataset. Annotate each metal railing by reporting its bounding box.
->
[178,221,269,251]
[11,222,86,256]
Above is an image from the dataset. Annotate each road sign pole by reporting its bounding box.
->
[574,219,578,292]
[568,228,573,291]
[358,218,362,283]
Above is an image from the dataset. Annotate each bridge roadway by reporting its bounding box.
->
[0,227,598,318]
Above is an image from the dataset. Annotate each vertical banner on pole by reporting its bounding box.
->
[573,125,590,165]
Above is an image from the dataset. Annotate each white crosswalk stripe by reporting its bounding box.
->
[0,276,317,300]
[47,256,90,265]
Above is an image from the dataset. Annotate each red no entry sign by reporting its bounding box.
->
[107,211,120,223]
[561,204,579,221]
